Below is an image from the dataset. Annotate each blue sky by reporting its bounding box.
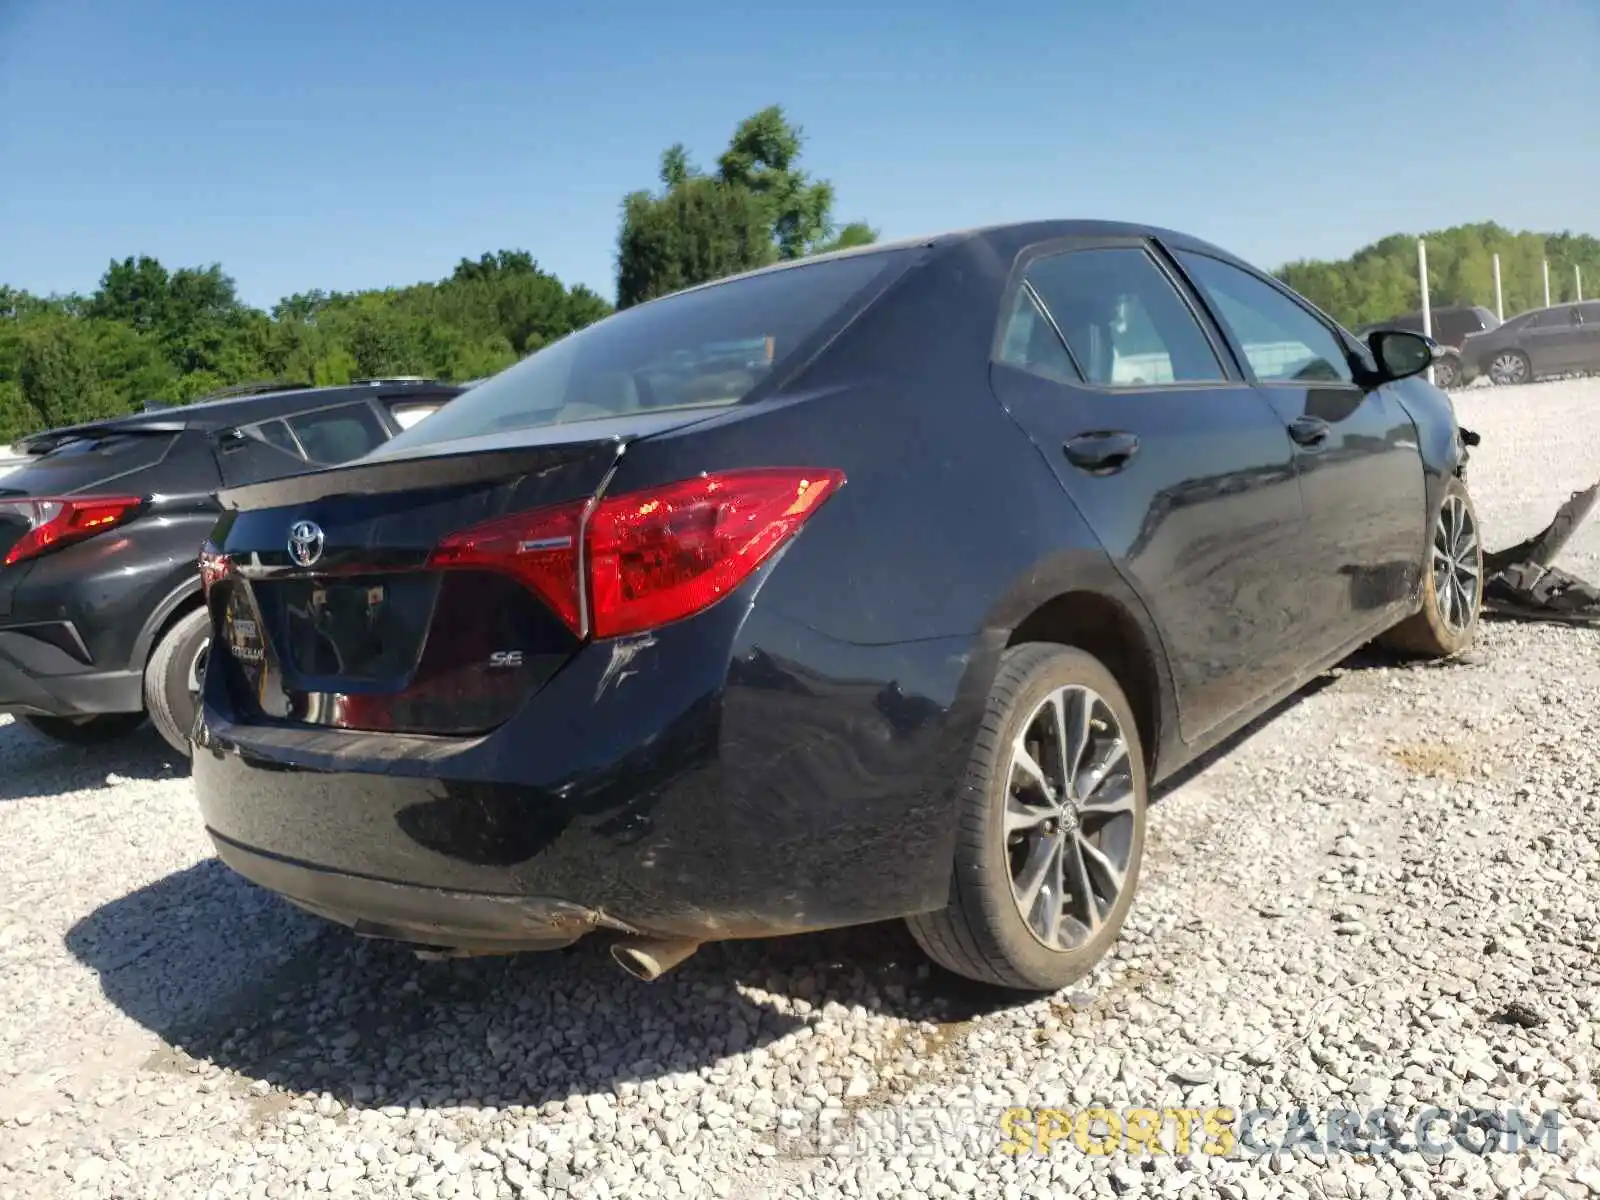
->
[2,0,1596,310]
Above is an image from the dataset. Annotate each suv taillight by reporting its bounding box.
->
[428,468,845,639]
[0,496,143,567]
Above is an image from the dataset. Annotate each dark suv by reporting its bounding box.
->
[1356,305,1500,389]
[1459,301,1600,386]
[0,379,462,754]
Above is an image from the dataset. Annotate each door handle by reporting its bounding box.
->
[1287,416,1330,448]
[1063,431,1140,473]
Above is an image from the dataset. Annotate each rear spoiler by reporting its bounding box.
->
[13,419,188,456]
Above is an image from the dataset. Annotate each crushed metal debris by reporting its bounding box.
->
[1479,452,1600,623]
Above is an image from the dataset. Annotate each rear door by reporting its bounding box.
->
[1169,248,1427,650]
[1523,307,1580,374]
[990,238,1310,742]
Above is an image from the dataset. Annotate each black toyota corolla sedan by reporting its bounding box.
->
[193,221,1480,991]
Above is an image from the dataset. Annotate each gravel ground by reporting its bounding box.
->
[3,379,1600,1200]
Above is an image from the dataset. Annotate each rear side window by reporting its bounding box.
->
[380,250,907,450]
[389,403,441,430]
[286,402,389,465]
[254,420,303,457]
[996,287,1079,382]
[1177,252,1354,385]
[1006,247,1226,387]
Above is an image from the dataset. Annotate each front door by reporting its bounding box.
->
[1169,248,1429,651]
[990,239,1310,743]
[1568,304,1600,374]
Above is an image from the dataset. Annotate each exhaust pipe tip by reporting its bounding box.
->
[611,937,701,982]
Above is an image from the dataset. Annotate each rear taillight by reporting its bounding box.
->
[428,468,845,640]
[428,501,586,634]
[0,496,143,567]
[586,469,843,638]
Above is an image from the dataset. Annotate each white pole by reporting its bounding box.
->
[1578,265,1584,303]
[1418,239,1434,385]
[1493,253,1504,319]
[1544,259,1552,307]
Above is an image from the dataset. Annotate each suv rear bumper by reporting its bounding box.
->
[0,626,143,716]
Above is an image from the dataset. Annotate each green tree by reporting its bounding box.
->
[0,248,610,442]
[615,106,877,308]
[616,169,777,309]
[87,255,173,331]
[1277,222,1600,329]
[272,291,330,323]
[716,105,838,260]
[17,318,104,430]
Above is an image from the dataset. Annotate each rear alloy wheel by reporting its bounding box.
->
[1378,476,1482,659]
[143,606,212,757]
[908,644,1146,992]
[1488,350,1531,386]
[20,712,147,746]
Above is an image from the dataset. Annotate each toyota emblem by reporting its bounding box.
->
[287,520,325,568]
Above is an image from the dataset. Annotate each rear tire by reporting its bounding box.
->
[20,712,147,746]
[1488,350,1531,386]
[907,644,1147,992]
[143,606,211,757]
[1379,476,1482,659]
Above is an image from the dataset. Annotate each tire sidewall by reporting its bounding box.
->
[1419,477,1483,654]
[146,607,211,755]
[973,646,1148,988]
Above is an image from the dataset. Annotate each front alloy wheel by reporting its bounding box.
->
[1433,492,1480,633]
[1377,475,1482,659]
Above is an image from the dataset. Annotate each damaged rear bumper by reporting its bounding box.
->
[210,831,625,953]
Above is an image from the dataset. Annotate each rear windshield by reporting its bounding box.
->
[0,432,176,496]
[381,250,907,450]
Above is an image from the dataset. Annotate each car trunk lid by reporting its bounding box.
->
[208,411,718,737]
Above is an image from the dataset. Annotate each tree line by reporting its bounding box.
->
[1277,223,1600,331]
[2,102,1596,445]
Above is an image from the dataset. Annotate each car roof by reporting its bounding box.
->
[14,379,464,455]
[636,219,1254,306]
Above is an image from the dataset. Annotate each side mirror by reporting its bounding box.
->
[1364,329,1437,384]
